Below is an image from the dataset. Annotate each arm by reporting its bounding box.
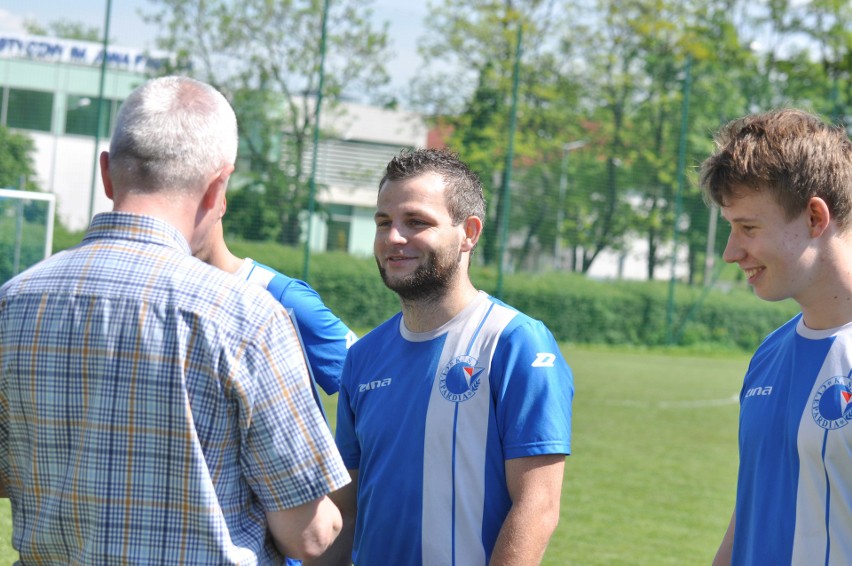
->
[242,311,351,560]
[712,510,735,566]
[0,477,7,498]
[304,470,359,566]
[272,277,356,396]
[267,494,342,560]
[489,454,566,566]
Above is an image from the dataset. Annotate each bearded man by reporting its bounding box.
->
[309,148,574,566]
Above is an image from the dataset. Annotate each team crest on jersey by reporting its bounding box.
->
[439,355,484,403]
[811,373,852,430]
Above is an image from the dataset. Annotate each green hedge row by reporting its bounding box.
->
[496,273,798,351]
[231,240,799,352]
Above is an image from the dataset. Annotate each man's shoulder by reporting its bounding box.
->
[136,251,290,337]
[247,261,287,282]
[753,313,802,352]
[0,247,90,301]
[481,294,550,338]
[210,265,289,318]
[348,314,402,353]
[247,261,296,284]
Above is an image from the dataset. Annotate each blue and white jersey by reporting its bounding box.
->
[336,291,573,566]
[733,314,852,565]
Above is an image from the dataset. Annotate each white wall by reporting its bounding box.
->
[585,239,690,281]
[31,131,110,231]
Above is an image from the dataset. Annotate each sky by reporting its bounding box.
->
[0,0,426,102]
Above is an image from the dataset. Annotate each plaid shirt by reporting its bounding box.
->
[0,212,349,564]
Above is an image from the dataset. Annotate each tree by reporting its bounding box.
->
[144,0,390,244]
[0,126,39,191]
[786,0,852,127]
[408,0,847,282]
[414,0,576,266]
[558,0,657,275]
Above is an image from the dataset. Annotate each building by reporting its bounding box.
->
[0,33,157,230]
[0,33,429,256]
[284,100,429,256]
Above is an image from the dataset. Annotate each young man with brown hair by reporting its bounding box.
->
[701,108,852,565]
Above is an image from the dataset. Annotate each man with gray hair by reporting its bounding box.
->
[0,76,349,564]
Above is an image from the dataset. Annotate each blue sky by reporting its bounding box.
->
[0,0,425,100]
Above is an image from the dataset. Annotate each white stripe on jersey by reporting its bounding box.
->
[421,298,517,566]
[792,329,852,566]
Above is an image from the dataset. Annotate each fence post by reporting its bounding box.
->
[495,19,523,300]
[665,54,692,344]
[302,0,331,284]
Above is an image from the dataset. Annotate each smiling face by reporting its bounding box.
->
[374,172,469,302]
[721,187,817,304]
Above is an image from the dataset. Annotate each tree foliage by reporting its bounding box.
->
[144,0,390,244]
[0,126,45,284]
[412,0,851,281]
[0,126,39,191]
[414,0,574,266]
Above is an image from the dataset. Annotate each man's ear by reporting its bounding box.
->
[460,215,483,252]
[807,196,831,238]
[99,151,114,201]
[201,164,235,212]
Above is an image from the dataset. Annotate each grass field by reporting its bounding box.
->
[0,345,748,565]
[549,346,744,565]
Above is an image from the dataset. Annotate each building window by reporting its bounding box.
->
[303,138,409,189]
[326,204,353,252]
[6,89,53,132]
[65,95,118,137]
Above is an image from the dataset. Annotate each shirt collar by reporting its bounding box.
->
[83,212,192,255]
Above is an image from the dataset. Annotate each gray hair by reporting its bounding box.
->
[108,76,238,194]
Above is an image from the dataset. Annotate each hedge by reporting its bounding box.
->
[230,240,799,352]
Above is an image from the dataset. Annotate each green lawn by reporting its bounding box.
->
[0,345,747,565]
[549,346,745,565]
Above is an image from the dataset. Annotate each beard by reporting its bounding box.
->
[377,247,462,302]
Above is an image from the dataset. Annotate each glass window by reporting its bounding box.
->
[65,95,114,137]
[326,204,353,252]
[6,89,53,132]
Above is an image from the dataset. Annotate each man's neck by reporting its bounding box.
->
[799,232,852,330]
[400,283,480,333]
[207,242,244,273]
[112,193,196,246]
[800,291,852,331]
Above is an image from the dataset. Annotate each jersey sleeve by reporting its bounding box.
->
[490,318,573,459]
[334,352,361,470]
[238,310,350,509]
[274,278,357,395]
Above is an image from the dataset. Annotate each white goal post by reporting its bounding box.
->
[0,188,56,281]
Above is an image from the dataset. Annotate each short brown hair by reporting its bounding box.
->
[379,148,486,225]
[700,108,852,229]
